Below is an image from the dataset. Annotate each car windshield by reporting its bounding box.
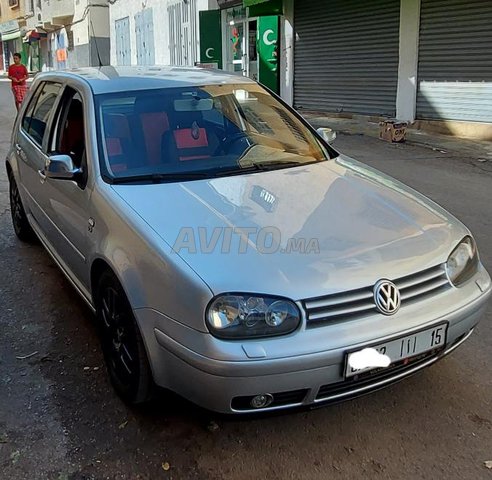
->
[96,84,331,183]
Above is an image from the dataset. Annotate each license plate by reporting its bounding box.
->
[345,324,448,378]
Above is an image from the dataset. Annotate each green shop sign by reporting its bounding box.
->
[257,16,280,93]
[199,10,223,69]
[244,0,283,15]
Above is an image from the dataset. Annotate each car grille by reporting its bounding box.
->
[303,264,451,329]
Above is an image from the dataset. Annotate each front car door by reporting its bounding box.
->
[39,85,92,289]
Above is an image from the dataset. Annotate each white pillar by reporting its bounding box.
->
[280,0,294,105]
[396,0,421,122]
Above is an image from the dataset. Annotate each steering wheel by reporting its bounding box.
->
[214,131,249,156]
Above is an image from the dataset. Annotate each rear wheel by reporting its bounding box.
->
[96,270,154,404]
[9,173,36,243]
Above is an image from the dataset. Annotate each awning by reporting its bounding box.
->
[244,0,269,4]
[23,29,48,43]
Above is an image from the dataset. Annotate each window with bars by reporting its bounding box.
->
[168,0,198,67]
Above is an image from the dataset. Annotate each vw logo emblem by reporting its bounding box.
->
[374,280,401,315]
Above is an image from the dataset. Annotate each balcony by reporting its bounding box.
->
[44,0,75,26]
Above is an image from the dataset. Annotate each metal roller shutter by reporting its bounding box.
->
[417,0,492,123]
[294,0,400,116]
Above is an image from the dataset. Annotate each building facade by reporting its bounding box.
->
[0,0,110,72]
[24,0,48,72]
[110,0,218,68]
[40,0,110,70]
[291,0,492,134]
[209,0,491,135]
[109,0,284,92]
[0,0,28,72]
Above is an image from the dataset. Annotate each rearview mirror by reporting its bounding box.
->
[317,127,337,144]
[45,155,81,180]
[174,98,214,112]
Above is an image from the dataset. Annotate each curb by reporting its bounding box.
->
[305,115,492,162]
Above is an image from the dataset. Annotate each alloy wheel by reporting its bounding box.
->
[100,285,140,388]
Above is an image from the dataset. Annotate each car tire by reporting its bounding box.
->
[96,270,154,404]
[9,173,37,243]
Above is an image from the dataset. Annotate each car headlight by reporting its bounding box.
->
[206,294,301,339]
[446,237,479,286]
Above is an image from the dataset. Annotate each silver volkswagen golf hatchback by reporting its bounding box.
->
[7,67,491,413]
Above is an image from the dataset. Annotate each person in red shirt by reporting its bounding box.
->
[8,53,29,111]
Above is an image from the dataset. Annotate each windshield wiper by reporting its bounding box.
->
[111,172,211,184]
[212,164,263,178]
[212,161,306,178]
[255,160,306,170]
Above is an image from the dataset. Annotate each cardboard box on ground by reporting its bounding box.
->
[379,120,408,143]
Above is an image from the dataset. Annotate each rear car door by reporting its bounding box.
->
[15,81,63,236]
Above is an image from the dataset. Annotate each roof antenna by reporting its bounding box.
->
[90,19,104,68]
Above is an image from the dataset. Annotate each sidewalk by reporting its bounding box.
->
[304,113,492,162]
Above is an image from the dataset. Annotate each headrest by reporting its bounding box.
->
[140,110,169,128]
[134,96,169,114]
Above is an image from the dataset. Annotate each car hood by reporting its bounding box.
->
[112,155,468,300]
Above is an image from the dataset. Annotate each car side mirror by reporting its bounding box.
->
[45,154,81,180]
[316,127,337,144]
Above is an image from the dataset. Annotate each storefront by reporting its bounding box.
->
[416,0,492,123]
[23,30,48,73]
[200,0,282,93]
[293,0,401,117]
[0,20,27,71]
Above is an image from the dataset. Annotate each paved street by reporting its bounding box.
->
[0,81,491,480]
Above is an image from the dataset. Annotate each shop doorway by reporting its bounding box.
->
[225,17,259,81]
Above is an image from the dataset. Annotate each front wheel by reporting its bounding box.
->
[96,271,154,404]
[9,173,36,243]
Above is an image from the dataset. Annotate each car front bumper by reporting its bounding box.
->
[136,273,491,414]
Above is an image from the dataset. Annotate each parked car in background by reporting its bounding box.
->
[6,67,491,413]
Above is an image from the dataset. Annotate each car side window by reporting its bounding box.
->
[49,87,88,188]
[22,82,62,147]
[21,85,43,133]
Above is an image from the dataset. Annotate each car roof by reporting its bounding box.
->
[34,66,257,95]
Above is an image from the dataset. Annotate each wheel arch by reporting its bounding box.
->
[5,160,13,179]
[90,257,113,304]
[89,255,147,311]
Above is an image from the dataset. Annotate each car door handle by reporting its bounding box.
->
[16,144,28,163]
[38,169,46,181]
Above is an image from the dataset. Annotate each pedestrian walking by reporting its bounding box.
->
[8,53,29,111]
